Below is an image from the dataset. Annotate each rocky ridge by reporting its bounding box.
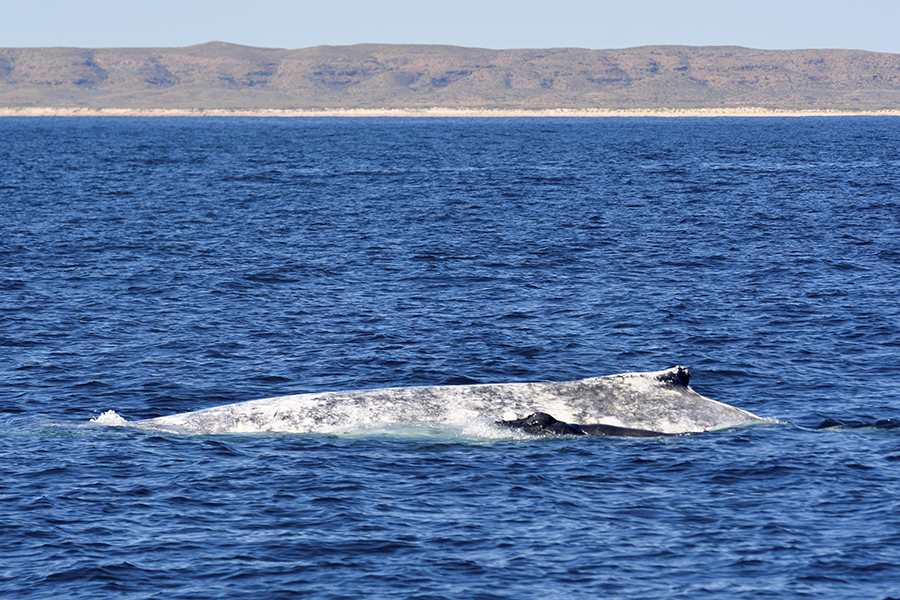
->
[2,42,900,111]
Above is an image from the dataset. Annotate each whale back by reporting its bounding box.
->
[130,366,762,435]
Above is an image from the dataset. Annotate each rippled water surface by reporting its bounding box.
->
[2,117,899,599]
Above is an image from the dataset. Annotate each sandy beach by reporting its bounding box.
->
[2,106,900,118]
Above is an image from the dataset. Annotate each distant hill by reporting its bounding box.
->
[2,42,900,111]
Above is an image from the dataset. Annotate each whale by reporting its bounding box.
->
[119,366,764,435]
[497,412,674,437]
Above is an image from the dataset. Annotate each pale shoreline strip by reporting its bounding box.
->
[2,106,899,118]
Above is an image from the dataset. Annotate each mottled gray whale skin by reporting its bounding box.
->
[128,366,763,435]
[497,412,673,437]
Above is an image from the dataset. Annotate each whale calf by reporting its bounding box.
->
[123,366,764,435]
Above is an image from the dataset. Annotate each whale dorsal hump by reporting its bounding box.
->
[655,366,691,387]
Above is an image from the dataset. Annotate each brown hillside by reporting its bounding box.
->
[2,42,900,110]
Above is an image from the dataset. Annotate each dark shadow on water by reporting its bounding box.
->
[814,417,900,430]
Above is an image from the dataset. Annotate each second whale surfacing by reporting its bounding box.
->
[127,366,764,436]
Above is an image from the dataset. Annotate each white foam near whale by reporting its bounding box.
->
[97,366,765,435]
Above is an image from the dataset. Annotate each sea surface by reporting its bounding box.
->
[1,116,899,599]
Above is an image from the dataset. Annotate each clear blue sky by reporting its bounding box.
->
[5,0,899,54]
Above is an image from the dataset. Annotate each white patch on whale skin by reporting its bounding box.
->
[114,366,765,436]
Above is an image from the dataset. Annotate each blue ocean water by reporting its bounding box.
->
[1,116,899,599]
